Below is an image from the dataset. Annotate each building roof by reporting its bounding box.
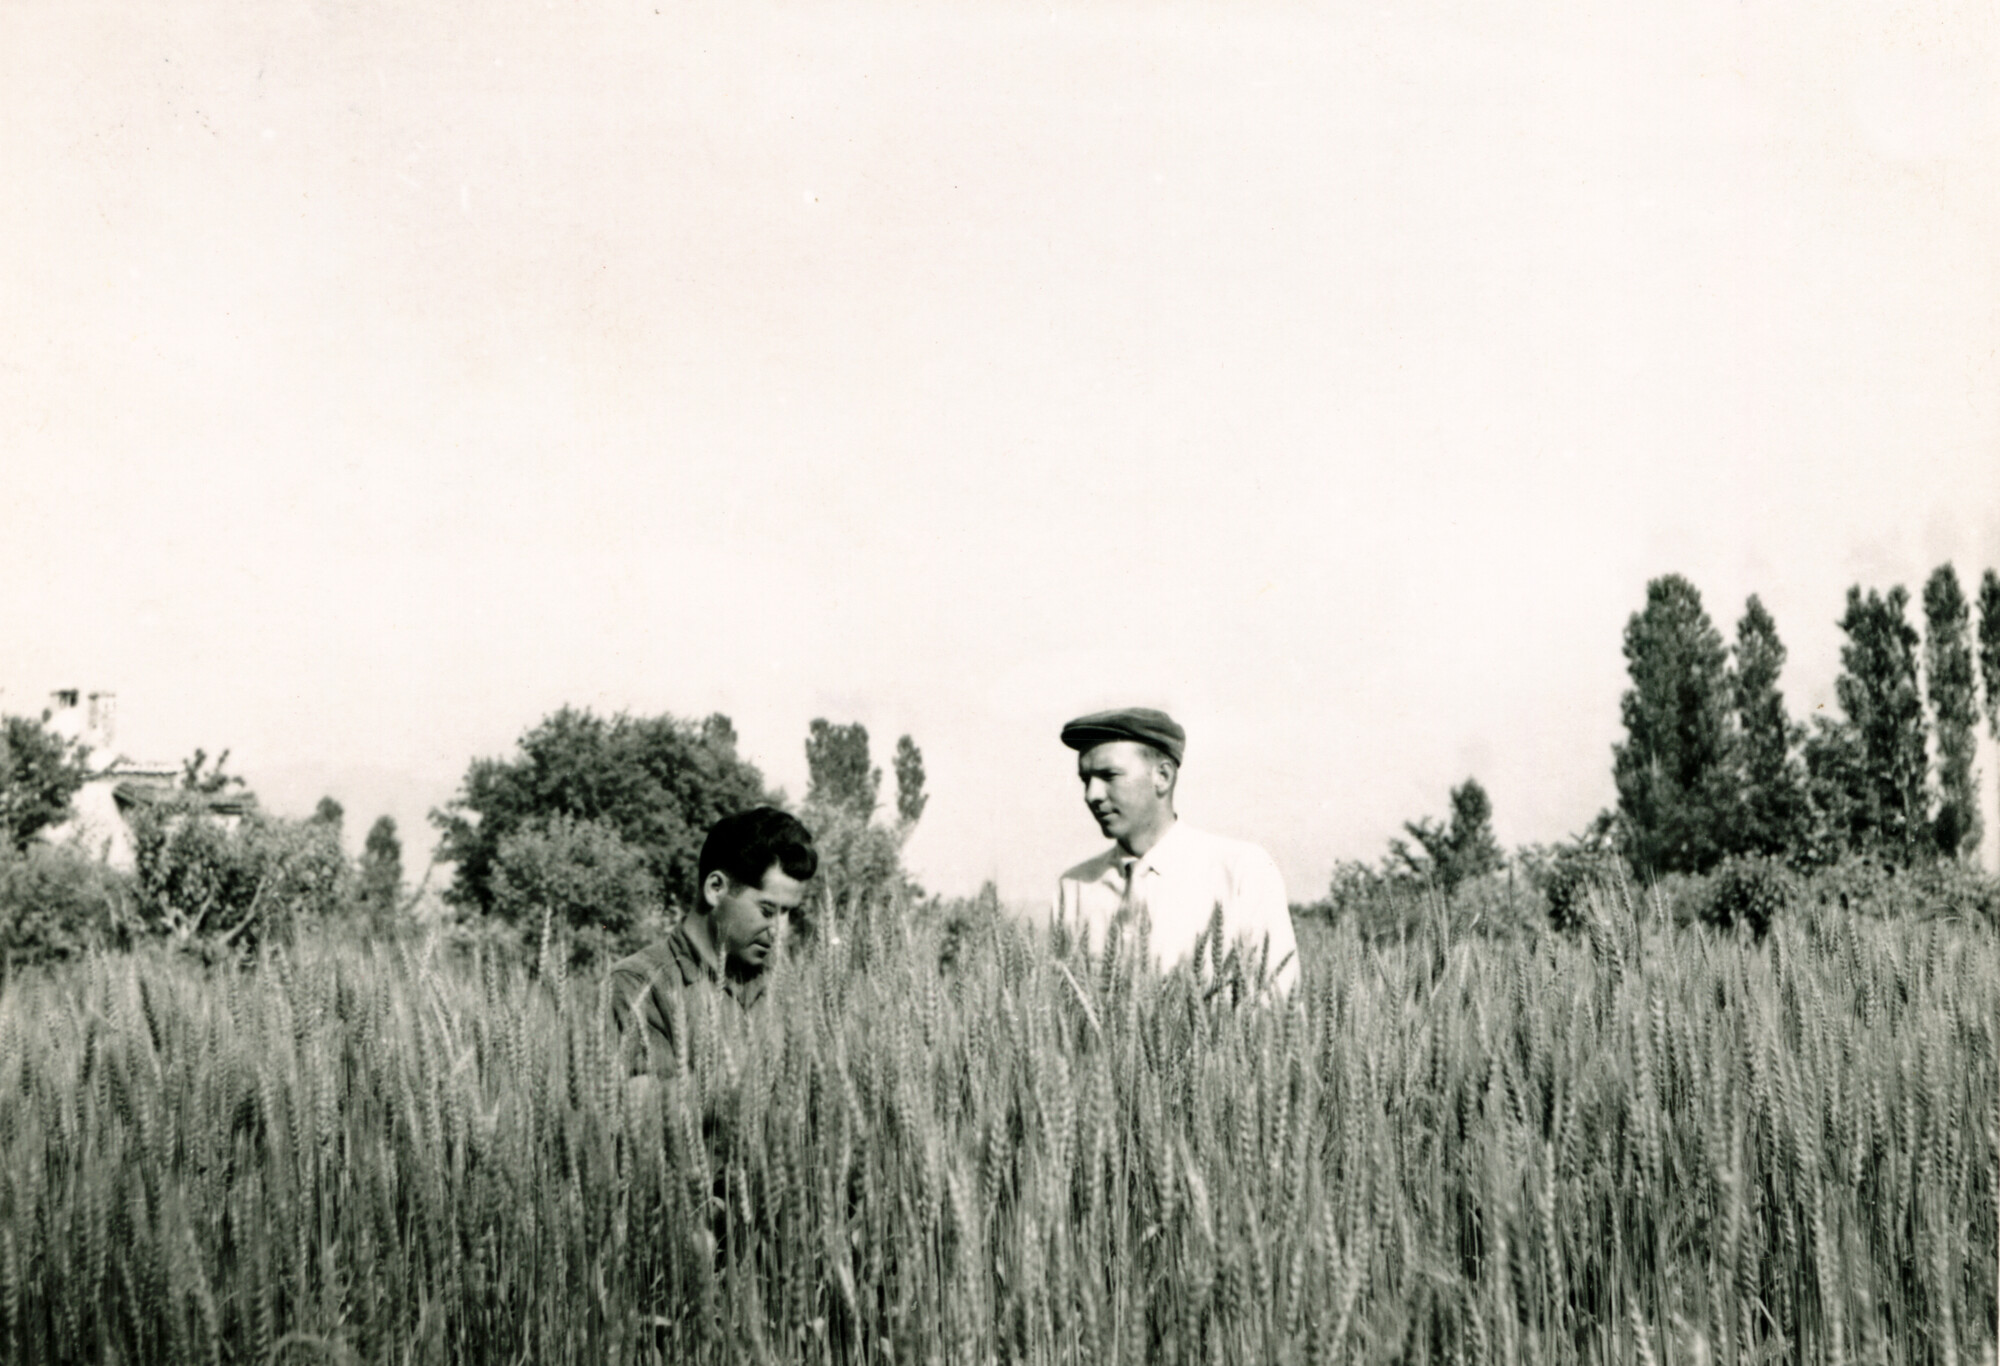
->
[110,781,257,819]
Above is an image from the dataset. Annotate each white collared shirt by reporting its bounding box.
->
[1052,821,1300,993]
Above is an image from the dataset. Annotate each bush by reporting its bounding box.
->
[1805,854,2000,925]
[928,879,1006,973]
[0,842,131,968]
[1535,848,1629,934]
[487,815,666,968]
[1702,856,1794,939]
[132,804,346,955]
[797,801,913,947]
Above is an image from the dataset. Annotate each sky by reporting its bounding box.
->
[4,0,1998,900]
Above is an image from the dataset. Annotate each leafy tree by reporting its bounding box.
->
[1801,714,1870,865]
[799,724,927,942]
[1980,570,2000,814]
[180,748,243,795]
[805,719,879,820]
[359,815,403,916]
[1920,565,1981,860]
[1391,777,1503,893]
[311,796,345,838]
[798,803,909,945]
[1730,596,1809,858]
[700,712,739,752]
[487,815,661,967]
[1827,585,1930,863]
[432,706,772,918]
[0,715,89,851]
[0,842,129,966]
[1612,574,1738,874]
[131,805,344,954]
[893,735,928,829]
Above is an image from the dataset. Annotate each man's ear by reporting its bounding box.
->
[701,870,730,910]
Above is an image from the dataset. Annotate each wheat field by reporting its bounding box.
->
[0,888,1994,1364]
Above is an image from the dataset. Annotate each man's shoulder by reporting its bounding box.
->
[608,933,694,994]
[1057,845,1122,885]
[1167,823,1276,868]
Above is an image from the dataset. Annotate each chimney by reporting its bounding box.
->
[87,691,117,754]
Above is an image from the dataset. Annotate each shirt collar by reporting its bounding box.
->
[663,922,712,986]
[1122,819,1191,878]
[666,920,768,1007]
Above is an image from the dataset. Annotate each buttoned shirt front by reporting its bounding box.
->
[607,921,767,1075]
[1053,821,1300,992]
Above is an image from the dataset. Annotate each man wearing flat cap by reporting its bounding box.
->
[1054,707,1299,993]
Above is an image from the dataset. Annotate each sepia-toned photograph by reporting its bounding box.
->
[3,0,1996,1360]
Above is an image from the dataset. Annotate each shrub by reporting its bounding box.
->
[1538,848,1628,934]
[929,879,1005,973]
[1806,853,2000,925]
[797,800,912,947]
[0,841,131,967]
[487,815,666,968]
[1702,856,1794,939]
[131,804,346,955]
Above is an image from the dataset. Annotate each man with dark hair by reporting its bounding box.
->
[1054,707,1299,993]
[608,805,818,1073]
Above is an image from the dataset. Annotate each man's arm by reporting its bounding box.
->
[606,959,673,1077]
[1235,846,1300,994]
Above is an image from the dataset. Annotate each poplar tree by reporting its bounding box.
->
[1828,585,1930,862]
[359,816,403,915]
[1920,564,1980,859]
[1612,574,1737,873]
[892,735,928,829]
[805,719,880,820]
[1731,595,1807,857]
[1980,570,2000,856]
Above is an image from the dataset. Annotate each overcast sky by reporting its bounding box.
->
[5,0,1997,899]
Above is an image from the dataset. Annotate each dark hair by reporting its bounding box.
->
[697,806,818,899]
[1132,742,1178,788]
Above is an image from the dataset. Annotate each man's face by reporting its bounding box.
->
[1077,740,1168,844]
[704,862,807,972]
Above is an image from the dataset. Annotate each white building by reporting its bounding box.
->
[33,689,250,871]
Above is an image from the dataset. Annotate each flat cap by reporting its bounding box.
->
[1059,707,1185,765]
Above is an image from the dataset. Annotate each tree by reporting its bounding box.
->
[487,815,660,967]
[1921,565,1981,860]
[1828,585,1930,863]
[131,806,345,954]
[359,815,403,915]
[1802,713,1870,865]
[1730,596,1809,858]
[1611,574,1738,874]
[799,722,924,940]
[1391,777,1503,893]
[805,719,879,820]
[432,706,773,918]
[1979,570,2000,818]
[311,796,345,839]
[893,735,928,829]
[180,748,246,797]
[0,715,89,851]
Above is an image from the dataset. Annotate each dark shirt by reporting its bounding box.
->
[606,921,767,1074]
